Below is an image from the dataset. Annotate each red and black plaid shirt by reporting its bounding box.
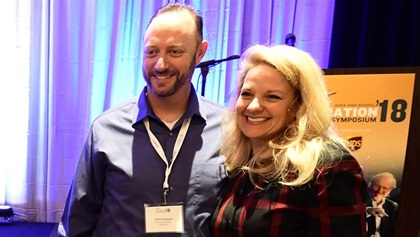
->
[211,150,367,237]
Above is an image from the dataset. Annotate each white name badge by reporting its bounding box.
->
[144,203,184,233]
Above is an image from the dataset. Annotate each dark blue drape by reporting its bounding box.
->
[329,0,420,68]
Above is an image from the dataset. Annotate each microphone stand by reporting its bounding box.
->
[195,55,240,96]
[200,66,210,97]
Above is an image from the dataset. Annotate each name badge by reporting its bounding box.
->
[144,203,184,233]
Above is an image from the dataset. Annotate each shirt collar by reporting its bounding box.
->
[132,85,204,128]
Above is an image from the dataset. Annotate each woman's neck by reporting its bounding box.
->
[251,139,270,155]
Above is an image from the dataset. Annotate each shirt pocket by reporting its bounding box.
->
[193,162,228,206]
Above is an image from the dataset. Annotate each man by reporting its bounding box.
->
[59,3,227,236]
[366,172,398,237]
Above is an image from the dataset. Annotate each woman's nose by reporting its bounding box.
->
[247,98,263,111]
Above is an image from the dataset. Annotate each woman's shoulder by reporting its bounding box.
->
[311,143,367,197]
[317,143,361,173]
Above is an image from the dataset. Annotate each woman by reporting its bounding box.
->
[211,44,367,237]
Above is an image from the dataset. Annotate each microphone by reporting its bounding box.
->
[285,33,296,47]
[195,55,240,68]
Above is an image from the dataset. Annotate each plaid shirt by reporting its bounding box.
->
[211,150,367,237]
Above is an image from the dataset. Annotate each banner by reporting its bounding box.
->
[325,73,416,202]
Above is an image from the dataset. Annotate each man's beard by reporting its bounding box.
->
[143,56,197,98]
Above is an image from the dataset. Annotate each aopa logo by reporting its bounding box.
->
[156,208,170,213]
[347,136,362,151]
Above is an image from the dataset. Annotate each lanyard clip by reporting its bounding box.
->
[163,187,169,205]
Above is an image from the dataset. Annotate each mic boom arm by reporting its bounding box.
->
[195,55,240,68]
[195,54,240,96]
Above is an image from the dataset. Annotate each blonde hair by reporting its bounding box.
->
[222,44,349,187]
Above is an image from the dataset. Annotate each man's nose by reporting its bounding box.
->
[378,187,388,193]
[155,56,169,71]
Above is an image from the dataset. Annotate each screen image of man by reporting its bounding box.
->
[366,172,398,237]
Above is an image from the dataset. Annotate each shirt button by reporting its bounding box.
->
[226,220,232,229]
[169,132,173,136]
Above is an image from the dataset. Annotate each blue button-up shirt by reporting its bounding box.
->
[60,86,228,237]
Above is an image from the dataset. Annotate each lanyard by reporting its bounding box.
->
[143,117,191,204]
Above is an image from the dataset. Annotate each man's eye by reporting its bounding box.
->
[170,50,183,57]
[144,49,157,57]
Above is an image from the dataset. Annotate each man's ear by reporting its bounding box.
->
[195,40,208,65]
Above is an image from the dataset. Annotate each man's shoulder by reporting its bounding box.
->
[93,96,139,124]
[197,95,226,112]
[196,96,227,123]
[385,198,398,208]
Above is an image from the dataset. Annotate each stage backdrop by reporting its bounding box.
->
[325,67,420,237]
[325,72,414,191]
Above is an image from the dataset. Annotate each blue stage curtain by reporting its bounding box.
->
[0,0,335,222]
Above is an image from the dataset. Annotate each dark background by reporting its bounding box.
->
[329,1,420,235]
[329,0,420,68]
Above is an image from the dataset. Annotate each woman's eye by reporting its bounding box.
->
[240,91,252,98]
[267,94,281,100]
